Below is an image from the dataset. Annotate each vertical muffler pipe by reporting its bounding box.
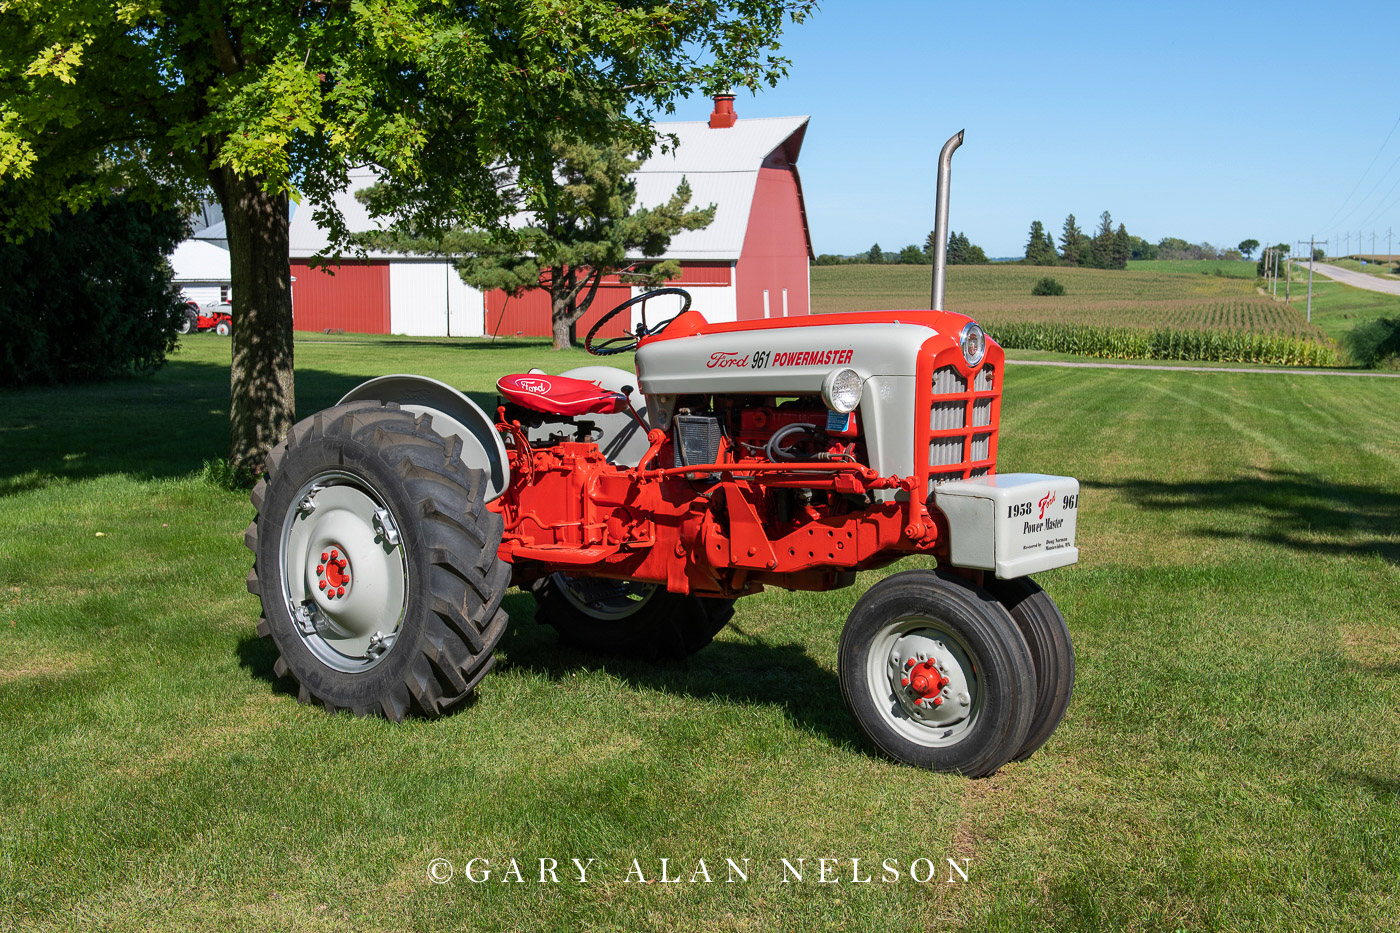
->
[929,129,965,311]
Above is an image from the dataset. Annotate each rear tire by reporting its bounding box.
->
[533,574,734,659]
[838,569,1035,777]
[178,311,197,335]
[986,576,1074,761]
[246,401,511,718]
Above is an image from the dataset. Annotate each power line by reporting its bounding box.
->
[1319,114,1400,231]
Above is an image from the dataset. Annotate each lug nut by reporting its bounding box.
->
[900,677,909,686]
[336,587,345,597]
[318,580,326,590]
[321,552,328,562]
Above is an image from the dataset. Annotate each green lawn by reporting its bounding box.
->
[3,335,1399,931]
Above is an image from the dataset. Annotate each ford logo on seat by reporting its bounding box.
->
[515,378,551,394]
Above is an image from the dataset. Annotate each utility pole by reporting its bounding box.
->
[1296,237,1327,322]
[1344,231,1350,256]
[1285,255,1291,302]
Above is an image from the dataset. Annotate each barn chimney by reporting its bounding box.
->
[709,94,737,129]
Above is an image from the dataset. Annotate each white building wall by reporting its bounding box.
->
[388,262,485,336]
[630,262,738,331]
[180,285,223,307]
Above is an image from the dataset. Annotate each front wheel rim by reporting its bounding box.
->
[279,471,409,673]
[863,615,983,747]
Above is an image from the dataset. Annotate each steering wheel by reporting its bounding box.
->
[584,287,692,356]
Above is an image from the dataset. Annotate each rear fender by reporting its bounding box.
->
[338,375,509,501]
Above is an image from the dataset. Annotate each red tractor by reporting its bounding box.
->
[245,134,1079,776]
[179,300,233,336]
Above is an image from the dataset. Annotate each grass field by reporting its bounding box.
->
[3,335,1399,931]
[1125,259,1259,278]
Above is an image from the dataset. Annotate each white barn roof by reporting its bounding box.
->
[288,113,810,262]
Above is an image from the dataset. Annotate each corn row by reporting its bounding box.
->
[985,322,1340,367]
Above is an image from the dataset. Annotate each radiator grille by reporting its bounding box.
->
[930,401,965,431]
[932,367,967,394]
[927,363,997,487]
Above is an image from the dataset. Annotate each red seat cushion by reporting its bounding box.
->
[496,373,628,417]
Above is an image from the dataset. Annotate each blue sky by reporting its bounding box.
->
[707,1,1400,258]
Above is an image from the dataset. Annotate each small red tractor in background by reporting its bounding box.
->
[179,300,232,336]
[245,132,1079,776]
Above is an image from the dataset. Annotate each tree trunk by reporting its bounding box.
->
[220,170,295,473]
[551,285,573,351]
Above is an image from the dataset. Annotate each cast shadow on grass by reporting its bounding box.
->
[1088,468,1400,564]
[496,604,863,751]
[0,361,456,495]
[234,591,863,752]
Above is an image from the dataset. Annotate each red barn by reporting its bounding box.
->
[287,98,812,336]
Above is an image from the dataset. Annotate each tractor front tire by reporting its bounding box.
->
[215,320,231,336]
[986,576,1074,762]
[246,401,510,719]
[532,574,734,660]
[838,569,1036,777]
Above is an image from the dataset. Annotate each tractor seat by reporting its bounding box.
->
[496,373,629,417]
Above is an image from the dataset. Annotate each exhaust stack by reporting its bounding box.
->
[929,129,965,311]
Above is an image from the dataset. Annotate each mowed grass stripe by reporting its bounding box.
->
[1,336,1398,931]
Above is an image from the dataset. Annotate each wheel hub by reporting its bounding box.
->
[280,474,409,673]
[317,547,352,599]
[882,629,976,733]
[902,657,949,708]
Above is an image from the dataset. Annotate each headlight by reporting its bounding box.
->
[821,368,863,413]
[959,322,986,367]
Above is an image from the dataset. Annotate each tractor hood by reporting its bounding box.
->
[634,309,974,395]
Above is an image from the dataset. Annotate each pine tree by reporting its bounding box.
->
[1025,220,1056,265]
[868,242,885,264]
[1111,223,1131,270]
[1060,214,1085,265]
[361,137,715,350]
[1090,211,1115,269]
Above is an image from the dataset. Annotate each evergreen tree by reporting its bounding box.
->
[946,232,988,265]
[1025,220,1056,265]
[363,138,714,350]
[1060,214,1086,265]
[1111,223,1131,269]
[1090,211,1115,269]
[1045,231,1057,259]
[868,243,885,264]
[946,232,967,265]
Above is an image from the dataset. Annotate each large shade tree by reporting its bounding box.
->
[0,0,813,471]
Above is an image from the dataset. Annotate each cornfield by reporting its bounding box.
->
[811,264,1343,366]
[984,322,1339,367]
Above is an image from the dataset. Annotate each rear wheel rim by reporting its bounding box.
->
[863,614,983,747]
[279,471,409,673]
[553,574,657,621]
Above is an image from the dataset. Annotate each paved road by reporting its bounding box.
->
[1309,262,1400,297]
[1005,359,1400,378]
